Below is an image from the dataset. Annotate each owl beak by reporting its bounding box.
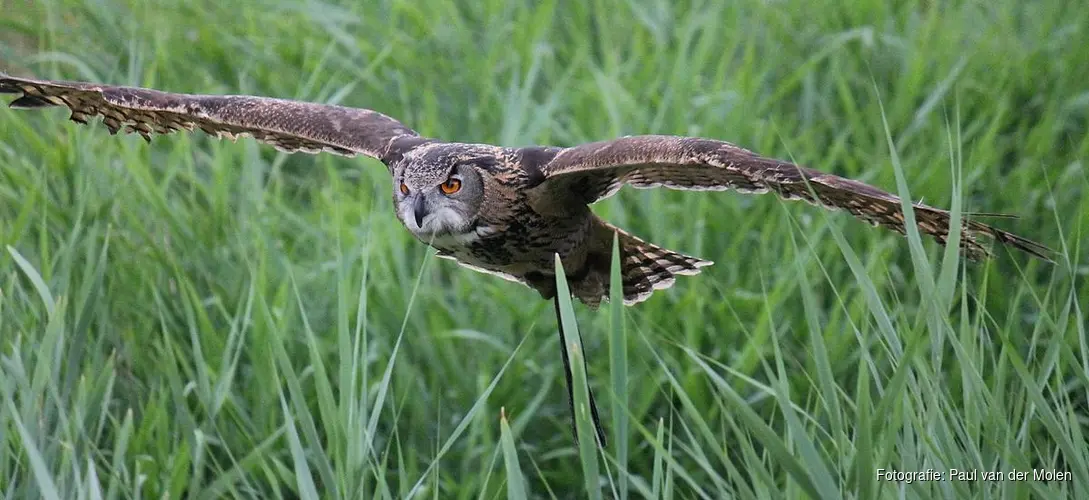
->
[412,196,428,228]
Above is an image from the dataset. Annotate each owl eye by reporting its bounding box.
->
[399,182,410,195]
[440,178,462,195]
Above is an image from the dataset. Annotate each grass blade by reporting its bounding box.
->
[607,233,629,500]
[554,255,603,500]
[499,407,528,500]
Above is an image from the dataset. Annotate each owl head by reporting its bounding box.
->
[393,143,495,241]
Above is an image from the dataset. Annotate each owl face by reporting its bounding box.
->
[394,161,485,241]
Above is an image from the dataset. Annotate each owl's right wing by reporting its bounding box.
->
[1,72,423,168]
[529,135,1053,262]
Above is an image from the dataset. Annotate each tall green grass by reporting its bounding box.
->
[2,0,1087,498]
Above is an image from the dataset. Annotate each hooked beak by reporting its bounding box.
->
[412,196,428,228]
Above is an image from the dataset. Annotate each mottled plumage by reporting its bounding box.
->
[1,72,1054,309]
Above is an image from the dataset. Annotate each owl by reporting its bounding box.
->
[1,72,1053,445]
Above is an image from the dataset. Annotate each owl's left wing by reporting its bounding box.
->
[434,252,528,285]
[1,72,422,166]
[531,134,1053,262]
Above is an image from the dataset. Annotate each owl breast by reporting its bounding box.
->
[427,223,535,279]
[429,209,596,281]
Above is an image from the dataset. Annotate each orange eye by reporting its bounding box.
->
[399,182,410,195]
[440,178,462,195]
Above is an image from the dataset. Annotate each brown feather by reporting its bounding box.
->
[536,135,1054,263]
[605,222,712,305]
[0,72,421,167]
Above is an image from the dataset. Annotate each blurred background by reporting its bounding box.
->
[1,0,1086,498]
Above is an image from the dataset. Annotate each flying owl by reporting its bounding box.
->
[0,73,1054,307]
[1,72,1054,445]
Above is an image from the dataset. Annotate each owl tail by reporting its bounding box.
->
[599,222,714,306]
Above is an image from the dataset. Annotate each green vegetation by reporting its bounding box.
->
[2,0,1087,498]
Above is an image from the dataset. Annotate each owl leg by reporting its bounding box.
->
[552,295,608,448]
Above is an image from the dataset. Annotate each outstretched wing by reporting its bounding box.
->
[0,72,422,166]
[531,135,1053,262]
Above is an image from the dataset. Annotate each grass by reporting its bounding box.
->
[1,0,1087,497]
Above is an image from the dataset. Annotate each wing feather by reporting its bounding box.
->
[534,135,1053,262]
[0,72,422,166]
[435,252,528,285]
